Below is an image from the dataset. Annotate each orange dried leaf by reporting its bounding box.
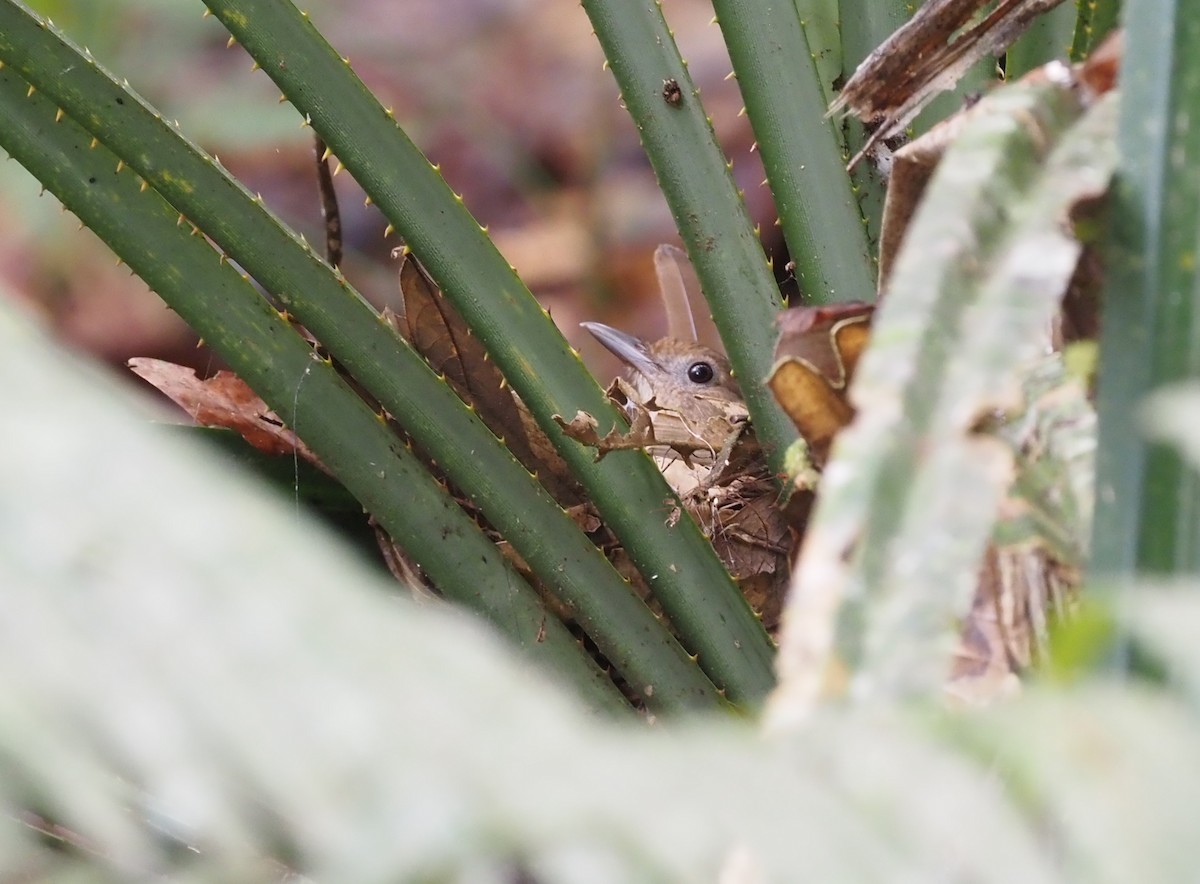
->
[768,303,874,462]
[128,357,320,464]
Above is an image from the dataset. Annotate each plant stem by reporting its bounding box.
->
[579,0,803,485]
[0,0,723,714]
[711,0,877,303]
[0,59,628,716]
[200,0,777,703]
[1092,0,1200,577]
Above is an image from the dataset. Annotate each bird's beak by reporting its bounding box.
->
[580,322,659,376]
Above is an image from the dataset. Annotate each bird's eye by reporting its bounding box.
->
[687,361,715,384]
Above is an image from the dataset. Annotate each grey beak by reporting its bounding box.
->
[580,322,658,376]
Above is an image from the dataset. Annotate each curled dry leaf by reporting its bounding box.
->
[766,302,874,466]
[127,357,322,467]
[551,403,658,461]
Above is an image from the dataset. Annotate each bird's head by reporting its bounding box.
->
[581,321,742,415]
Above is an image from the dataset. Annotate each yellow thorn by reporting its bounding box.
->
[115,159,125,173]
[139,180,149,192]
[383,223,395,238]
[320,146,332,161]
[226,35,236,48]
[724,71,735,81]
[602,60,609,71]
[342,56,350,65]
[750,141,759,153]
[54,108,64,123]
[250,61,260,72]
[278,94,287,104]
[202,8,211,16]
[300,114,312,128]
[26,84,36,98]
[333,161,345,176]
[363,195,373,207]
[385,107,395,118]
[89,137,98,149]
[737,107,746,118]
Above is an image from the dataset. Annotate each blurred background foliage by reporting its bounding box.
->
[4,0,774,381]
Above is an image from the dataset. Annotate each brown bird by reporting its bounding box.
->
[582,321,752,495]
[581,322,744,422]
[582,321,789,630]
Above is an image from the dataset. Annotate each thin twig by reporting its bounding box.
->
[313,134,343,269]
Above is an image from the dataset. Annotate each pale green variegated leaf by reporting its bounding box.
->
[1120,583,1200,710]
[0,282,1059,883]
[772,81,1118,718]
[1143,383,1200,475]
[990,355,1096,566]
[950,683,1200,884]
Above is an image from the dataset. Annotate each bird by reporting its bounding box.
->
[581,321,745,427]
[581,320,789,630]
[581,321,752,495]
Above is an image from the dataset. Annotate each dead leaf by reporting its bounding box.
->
[832,0,1067,166]
[551,405,658,460]
[395,252,582,504]
[767,303,874,463]
[128,357,321,466]
[693,475,793,633]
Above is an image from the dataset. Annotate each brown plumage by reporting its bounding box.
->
[580,322,743,424]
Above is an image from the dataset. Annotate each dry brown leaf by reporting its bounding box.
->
[128,357,321,466]
[767,303,874,463]
[832,0,1067,165]
[551,407,659,460]
[693,474,793,633]
[395,252,582,504]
